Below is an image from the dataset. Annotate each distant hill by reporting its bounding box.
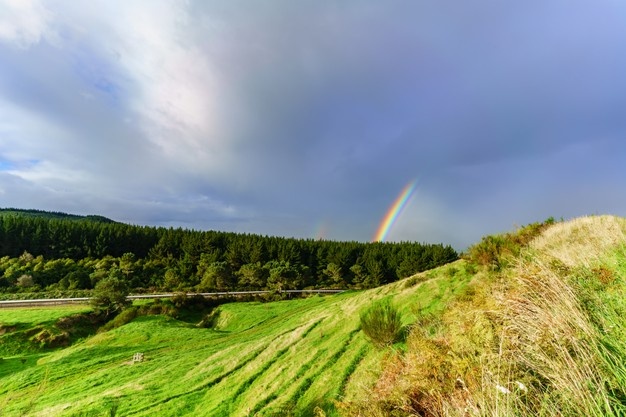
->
[0,208,117,223]
[0,207,458,290]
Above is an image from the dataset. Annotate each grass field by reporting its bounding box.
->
[0,262,474,416]
[6,215,623,417]
[0,305,91,326]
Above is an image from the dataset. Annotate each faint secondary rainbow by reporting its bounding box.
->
[313,220,329,240]
[372,180,418,242]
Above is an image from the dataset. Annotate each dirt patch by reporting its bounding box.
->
[32,329,70,348]
[0,324,17,335]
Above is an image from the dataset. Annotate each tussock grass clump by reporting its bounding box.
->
[532,215,626,267]
[340,268,503,416]
[501,258,618,416]
[465,217,555,270]
[360,300,403,348]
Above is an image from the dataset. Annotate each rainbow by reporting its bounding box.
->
[313,220,329,240]
[372,180,418,242]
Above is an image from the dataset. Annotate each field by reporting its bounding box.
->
[0,263,474,416]
[5,215,626,417]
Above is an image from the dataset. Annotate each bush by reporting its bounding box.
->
[90,277,130,316]
[465,218,556,270]
[100,307,138,332]
[171,293,214,309]
[360,300,403,348]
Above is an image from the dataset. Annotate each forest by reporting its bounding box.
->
[0,209,457,295]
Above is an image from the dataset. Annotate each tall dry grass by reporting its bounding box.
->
[340,216,626,417]
[501,257,614,416]
[531,215,626,267]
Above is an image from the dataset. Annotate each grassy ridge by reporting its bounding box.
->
[344,215,626,416]
[0,264,473,416]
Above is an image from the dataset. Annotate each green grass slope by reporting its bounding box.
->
[344,215,626,417]
[0,305,93,357]
[6,215,623,417]
[0,262,473,417]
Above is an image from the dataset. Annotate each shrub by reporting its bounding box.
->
[171,293,213,309]
[100,307,138,332]
[360,300,403,348]
[16,274,34,288]
[91,277,130,316]
[465,218,556,270]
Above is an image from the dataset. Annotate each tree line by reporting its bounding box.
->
[0,211,458,294]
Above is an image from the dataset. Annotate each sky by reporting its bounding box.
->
[1,0,626,250]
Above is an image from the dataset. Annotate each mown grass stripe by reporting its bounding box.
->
[215,320,324,415]
[215,345,291,416]
[276,327,362,412]
[338,343,368,397]
[299,318,325,339]
[127,344,268,415]
[248,348,327,416]
[243,320,328,415]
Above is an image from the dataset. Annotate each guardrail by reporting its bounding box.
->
[0,297,91,307]
[0,289,346,308]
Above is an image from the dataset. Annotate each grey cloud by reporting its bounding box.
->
[2,0,626,247]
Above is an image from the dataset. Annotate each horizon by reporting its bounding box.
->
[1,206,463,248]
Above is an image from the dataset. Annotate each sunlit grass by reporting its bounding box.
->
[342,215,626,417]
[11,214,624,417]
[0,305,90,326]
[0,263,467,416]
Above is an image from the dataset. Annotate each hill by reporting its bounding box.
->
[0,208,116,224]
[1,215,625,416]
[343,215,626,416]
[0,262,474,416]
[0,208,457,292]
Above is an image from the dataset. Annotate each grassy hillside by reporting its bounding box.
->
[0,262,473,416]
[2,215,625,417]
[343,215,626,416]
